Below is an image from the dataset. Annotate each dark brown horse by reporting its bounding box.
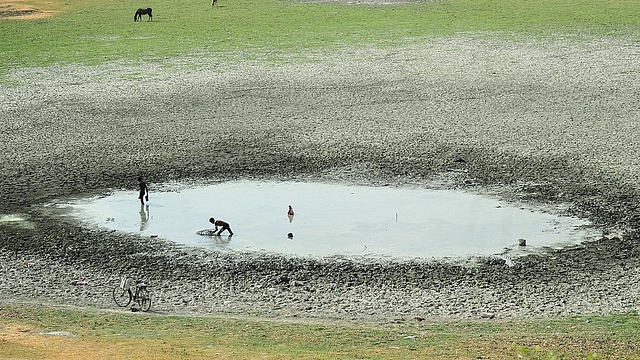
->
[134,8,152,22]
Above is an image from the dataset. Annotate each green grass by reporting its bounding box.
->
[1,0,640,74]
[1,304,640,359]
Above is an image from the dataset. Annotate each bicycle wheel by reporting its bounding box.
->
[138,287,151,312]
[112,286,132,307]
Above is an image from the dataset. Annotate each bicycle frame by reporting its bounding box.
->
[113,277,151,312]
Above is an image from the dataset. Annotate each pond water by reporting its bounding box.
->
[53,180,598,260]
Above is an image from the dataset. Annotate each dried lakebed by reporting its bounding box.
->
[2,37,640,322]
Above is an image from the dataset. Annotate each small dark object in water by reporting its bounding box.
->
[287,232,294,238]
[134,8,152,22]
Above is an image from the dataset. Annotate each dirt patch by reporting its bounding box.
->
[299,0,440,4]
[0,325,172,359]
[0,0,58,20]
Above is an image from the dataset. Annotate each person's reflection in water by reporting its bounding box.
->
[212,234,232,244]
[139,204,150,231]
[287,205,295,223]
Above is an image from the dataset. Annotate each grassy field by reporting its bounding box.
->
[1,304,640,359]
[1,0,640,74]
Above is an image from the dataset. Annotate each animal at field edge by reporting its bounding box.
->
[134,8,153,22]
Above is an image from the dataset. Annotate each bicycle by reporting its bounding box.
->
[112,277,151,312]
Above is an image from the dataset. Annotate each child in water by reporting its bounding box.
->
[209,217,233,236]
[137,176,149,205]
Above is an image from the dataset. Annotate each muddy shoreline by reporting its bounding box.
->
[2,37,640,322]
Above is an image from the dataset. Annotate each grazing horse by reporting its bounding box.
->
[134,8,152,22]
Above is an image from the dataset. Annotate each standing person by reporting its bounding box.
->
[138,176,149,205]
[209,217,233,236]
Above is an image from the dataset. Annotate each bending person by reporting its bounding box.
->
[209,217,233,236]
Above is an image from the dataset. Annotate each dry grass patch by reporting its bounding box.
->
[0,0,61,20]
[1,324,208,360]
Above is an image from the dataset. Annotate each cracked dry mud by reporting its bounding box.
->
[2,37,640,323]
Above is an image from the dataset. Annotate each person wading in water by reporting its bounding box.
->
[138,176,149,205]
[209,217,233,236]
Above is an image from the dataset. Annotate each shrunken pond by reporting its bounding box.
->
[53,181,598,260]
